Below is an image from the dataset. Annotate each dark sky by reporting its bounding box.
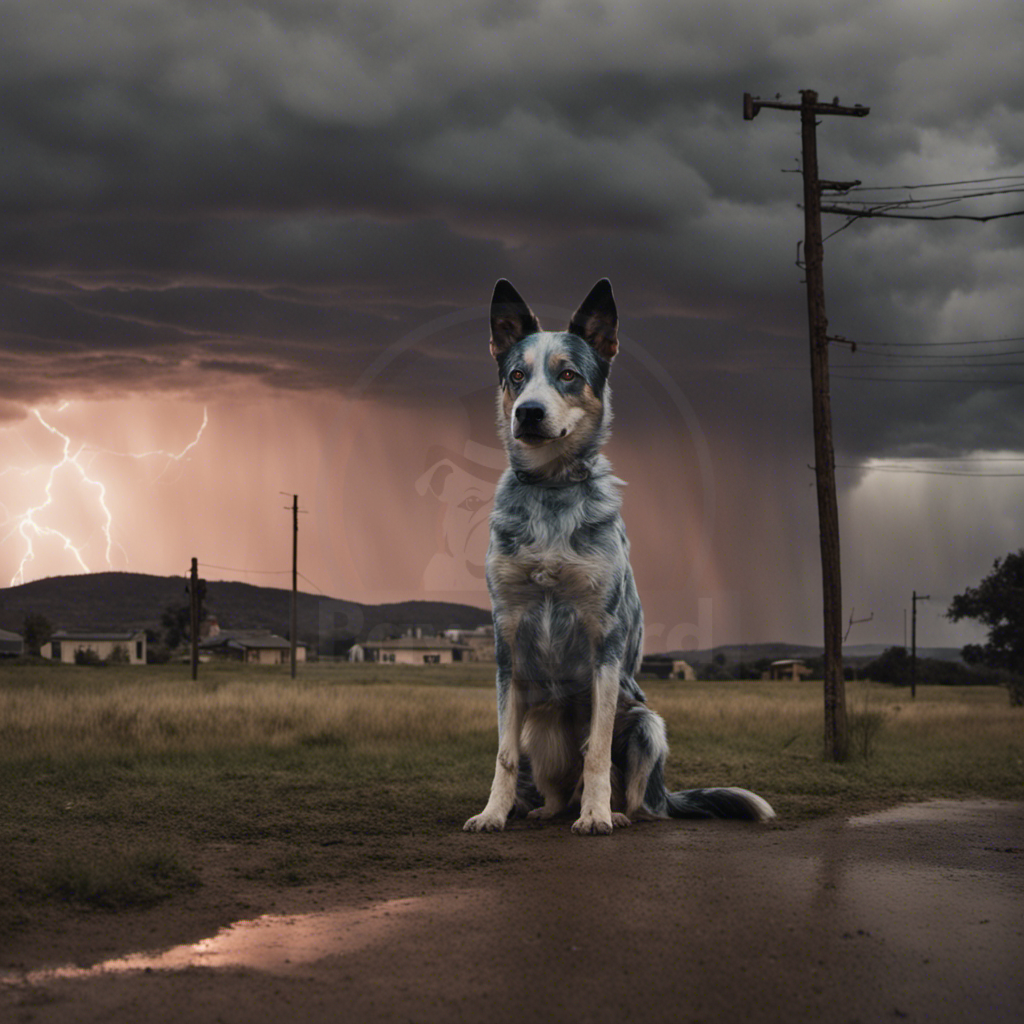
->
[2,0,1022,647]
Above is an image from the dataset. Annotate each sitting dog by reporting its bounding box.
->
[463,279,775,835]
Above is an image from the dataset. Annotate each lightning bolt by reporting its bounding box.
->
[2,405,209,586]
[82,407,210,482]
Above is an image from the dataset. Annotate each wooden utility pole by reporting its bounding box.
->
[911,590,930,699]
[744,89,869,761]
[189,556,199,681]
[290,494,298,678]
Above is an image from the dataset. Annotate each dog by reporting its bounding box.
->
[463,279,775,835]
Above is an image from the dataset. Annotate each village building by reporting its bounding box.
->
[356,636,472,665]
[41,630,147,665]
[0,628,24,657]
[199,630,307,666]
[639,656,695,680]
[443,625,496,662]
[765,658,814,681]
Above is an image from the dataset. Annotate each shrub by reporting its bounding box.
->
[106,644,130,665]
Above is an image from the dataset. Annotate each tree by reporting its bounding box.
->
[865,646,911,685]
[22,613,52,656]
[161,604,191,650]
[948,551,1024,678]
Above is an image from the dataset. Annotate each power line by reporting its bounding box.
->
[198,562,291,575]
[831,373,1024,384]
[779,333,1024,349]
[858,455,1024,463]
[835,360,1024,369]
[836,463,1024,477]
[197,561,328,595]
[855,335,1024,348]
[849,175,1024,192]
[821,204,1024,223]
[821,174,1024,223]
[297,572,328,596]
[840,349,1024,361]
[834,187,1024,209]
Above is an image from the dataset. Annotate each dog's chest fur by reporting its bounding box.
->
[487,473,629,686]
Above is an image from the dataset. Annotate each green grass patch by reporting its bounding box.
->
[38,847,200,910]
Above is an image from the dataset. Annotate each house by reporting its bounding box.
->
[766,658,814,681]
[199,631,307,666]
[443,626,496,662]
[41,631,147,665]
[0,628,24,657]
[360,636,472,665]
[639,656,695,680]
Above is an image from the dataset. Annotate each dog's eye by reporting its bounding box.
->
[509,369,525,383]
[559,369,577,382]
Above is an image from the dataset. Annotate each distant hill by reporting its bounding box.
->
[669,642,965,666]
[0,572,491,655]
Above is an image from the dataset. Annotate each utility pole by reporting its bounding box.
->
[189,556,199,681]
[282,493,305,678]
[911,590,930,699]
[290,494,298,678]
[744,89,869,761]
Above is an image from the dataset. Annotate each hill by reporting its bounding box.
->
[0,572,491,655]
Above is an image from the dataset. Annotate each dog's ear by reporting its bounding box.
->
[568,279,618,361]
[490,280,540,360]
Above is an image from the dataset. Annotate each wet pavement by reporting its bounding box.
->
[3,800,1022,1023]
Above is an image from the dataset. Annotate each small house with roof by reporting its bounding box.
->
[639,655,695,680]
[359,636,472,665]
[0,628,24,657]
[42,631,147,665]
[442,625,496,662]
[199,630,306,666]
[766,658,813,681]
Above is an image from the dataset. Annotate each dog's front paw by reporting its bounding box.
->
[463,810,507,833]
[571,808,616,835]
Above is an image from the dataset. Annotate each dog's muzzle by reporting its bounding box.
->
[513,401,552,443]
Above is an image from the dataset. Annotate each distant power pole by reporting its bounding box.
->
[290,494,298,679]
[911,590,930,698]
[282,493,306,678]
[189,556,199,681]
[744,89,869,762]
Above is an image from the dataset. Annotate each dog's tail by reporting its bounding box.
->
[664,787,776,822]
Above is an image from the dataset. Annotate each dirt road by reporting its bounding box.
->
[2,800,1022,1024]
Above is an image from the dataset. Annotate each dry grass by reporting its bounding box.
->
[1,665,1020,772]
[0,662,498,760]
[647,677,1022,745]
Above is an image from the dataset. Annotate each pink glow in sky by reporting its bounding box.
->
[1,380,1012,650]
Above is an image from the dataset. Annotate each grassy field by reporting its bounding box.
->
[1,661,1021,924]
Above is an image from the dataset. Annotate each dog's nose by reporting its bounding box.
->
[514,401,546,427]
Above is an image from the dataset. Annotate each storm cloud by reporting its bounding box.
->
[1,1,1022,643]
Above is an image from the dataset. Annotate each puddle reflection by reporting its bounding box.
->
[849,798,1018,828]
[2,889,482,986]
